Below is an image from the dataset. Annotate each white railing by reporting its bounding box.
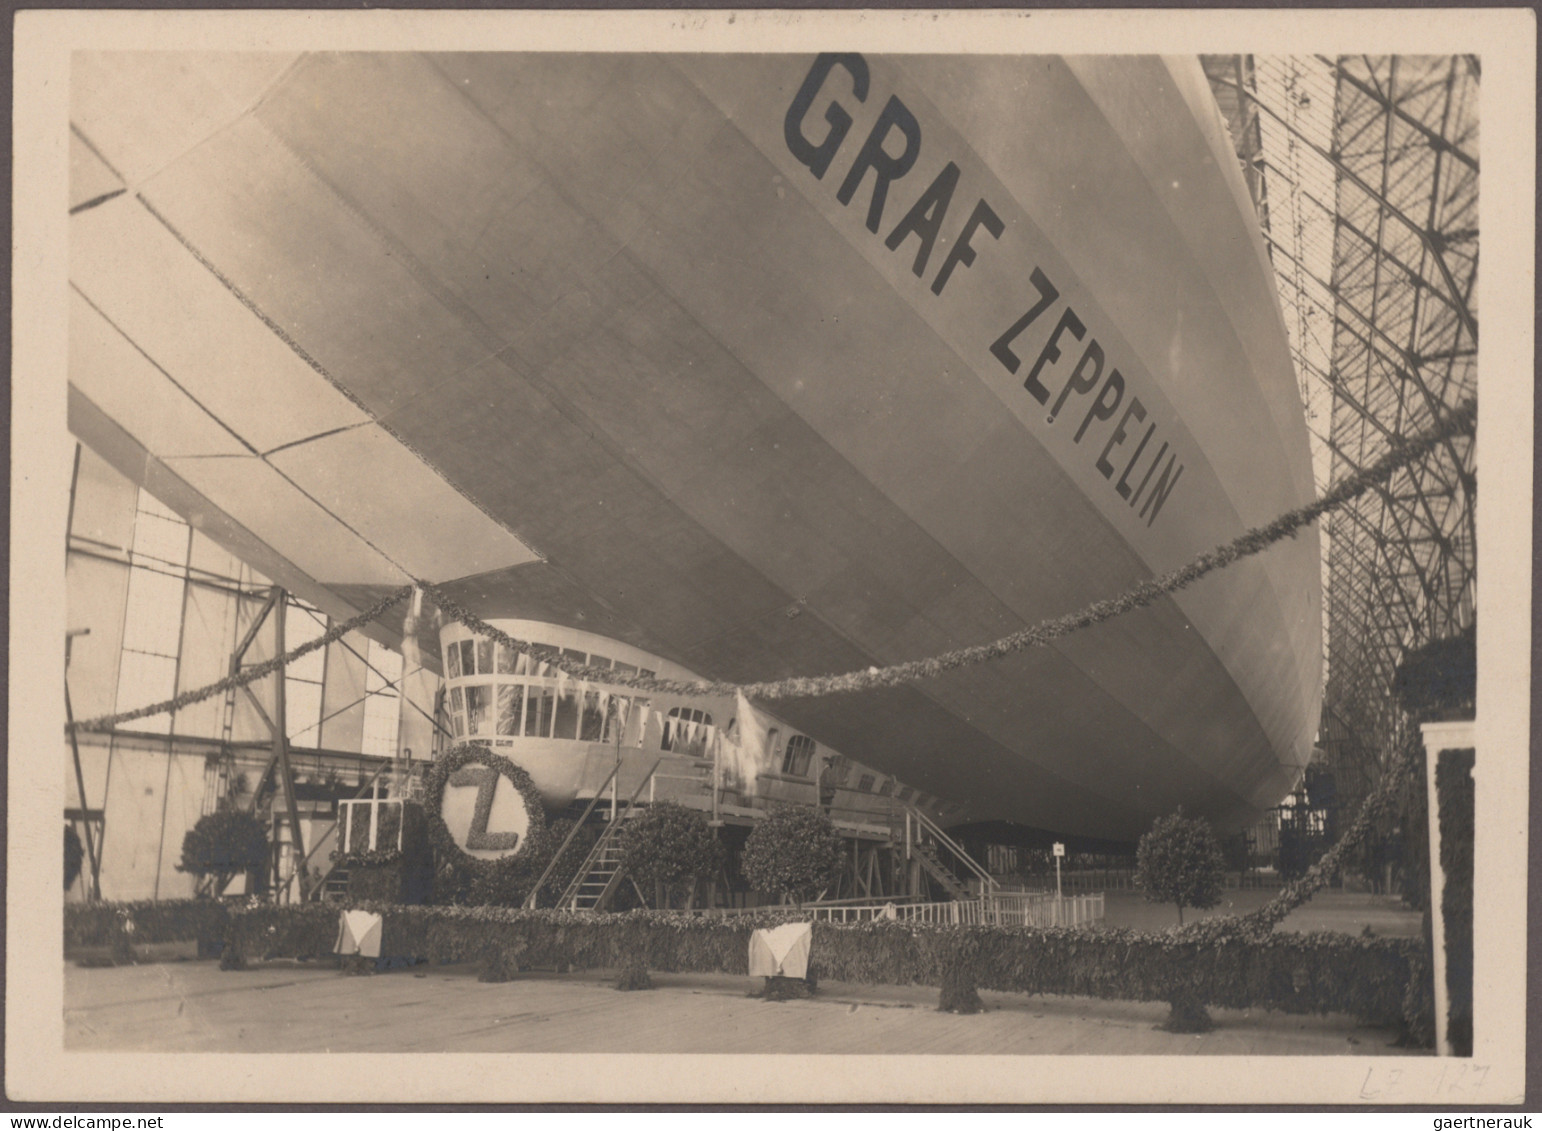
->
[649,772,713,804]
[337,796,404,855]
[803,900,978,925]
[985,891,1104,928]
[797,892,1105,929]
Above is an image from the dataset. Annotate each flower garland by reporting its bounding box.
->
[421,743,547,874]
[66,399,1472,737]
[423,396,1476,702]
[338,846,407,869]
[66,585,412,734]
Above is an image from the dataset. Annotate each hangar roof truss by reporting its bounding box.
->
[1204,54,1478,783]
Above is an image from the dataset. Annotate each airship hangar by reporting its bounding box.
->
[60,50,1477,915]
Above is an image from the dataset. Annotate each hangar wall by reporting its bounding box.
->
[65,444,422,901]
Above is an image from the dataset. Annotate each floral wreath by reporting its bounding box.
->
[422,742,547,874]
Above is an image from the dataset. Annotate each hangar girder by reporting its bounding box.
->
[1204,54,1478,796]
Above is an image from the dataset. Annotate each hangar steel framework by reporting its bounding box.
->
[1204,55,1479,803]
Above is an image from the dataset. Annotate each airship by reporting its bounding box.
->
[67,51,1321,844]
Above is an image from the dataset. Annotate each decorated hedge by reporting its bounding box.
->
[218,902,342,969]
[64,899,230,951]
[1393,624,1476,724]
[1436,748,1475,1056]
[349,858,435,905]
[198,902,1432,1039]
[64,895,1433,1042]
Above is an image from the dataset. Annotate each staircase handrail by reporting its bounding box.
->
[523,760,622,909]
[618,757,665,813]
[906,804,997,894]
[554,759,662,911]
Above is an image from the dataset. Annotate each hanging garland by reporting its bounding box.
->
[421,743,548,875]
[66,585,413,735]
[423,396,1476,702]
[1192,735,1422,941]
[68,396,1474,732]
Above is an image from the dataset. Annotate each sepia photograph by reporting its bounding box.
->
[8,7,1534,1108]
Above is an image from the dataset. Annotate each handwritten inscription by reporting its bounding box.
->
[1359,1063,1498,1102]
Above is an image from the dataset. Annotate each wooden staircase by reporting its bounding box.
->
[900,803,997,903]
[912,840,974,901]
[319,869,351,902]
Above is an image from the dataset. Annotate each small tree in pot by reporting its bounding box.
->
[1135,808,1225,928]
[618,802,724,911]
[177,809,269,894]
[741,804,844,907]
[64,825,84,892]
[1136,808,1227,1033]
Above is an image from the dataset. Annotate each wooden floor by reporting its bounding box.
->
[65,959,1424,1057]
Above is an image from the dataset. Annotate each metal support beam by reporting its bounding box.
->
[270,593,309,901]
[239,681,278,735]
[232,587,282,671]
[1259,225,1454,389]
[1213,72,1478,342]
[1255,228,1478,530]
[331,630,454,742]
[1320,55,1479,172]
[240,685,284,817]
[64,679,102,901]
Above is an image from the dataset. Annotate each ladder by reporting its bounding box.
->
[554,760,661,913]
[524,762,620,908]
[563,838,627,912]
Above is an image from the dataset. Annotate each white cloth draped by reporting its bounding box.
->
[334,910,384,958]
[748,922,813,979]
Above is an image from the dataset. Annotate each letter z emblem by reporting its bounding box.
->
[449,765,522,850]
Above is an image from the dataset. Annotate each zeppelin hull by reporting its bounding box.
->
[69,52,1322,841]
